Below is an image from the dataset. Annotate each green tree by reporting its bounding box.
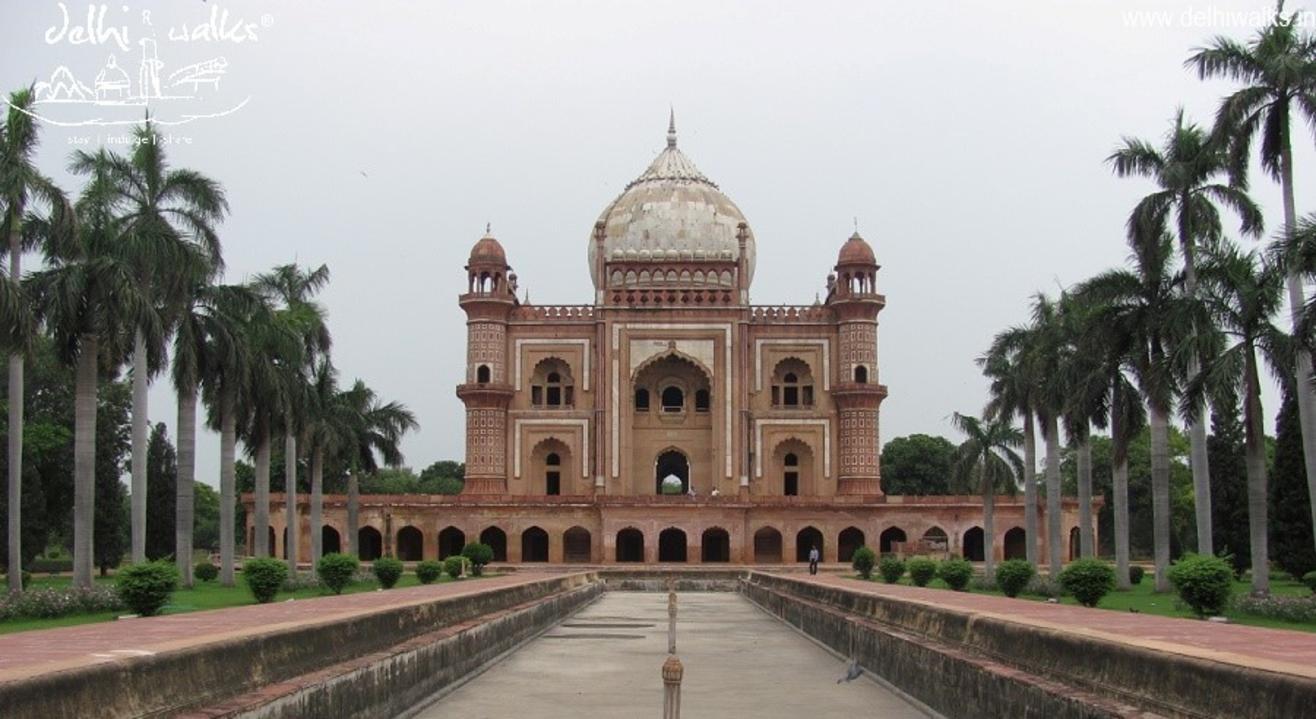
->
[192,482,219,553]
[950,413,1023,581]
[878,434,956,495]
[1209,388,1250,573]
[28,150,156,587]
[144,423,176,561]
[335,380,417,555]
[1,86,71,591]
[1190,9,1316,559]
[94,382,131,575]
[1272,389,1316,578]
[981,322,1045,564]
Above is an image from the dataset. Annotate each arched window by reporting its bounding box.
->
[661,386,684,412]
[694,389,710,412]
[772,360,814,408]
[531,360,574,408]
[545,452,561,496]
[854,365,868,384]
[635,388,650,411]
[476,365,491,384]
[783,452,799,496]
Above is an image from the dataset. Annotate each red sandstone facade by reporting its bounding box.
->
[248,119,1089,565]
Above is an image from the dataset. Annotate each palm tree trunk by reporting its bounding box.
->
[285,431,298,573]
[253,425,270,557]
[1022,409,1038,566]
[219,393,236,586]
[1112,381,1131,589]
[72,336,99,588]
[1077,427,1094,558]
[347,470,359,558]
[6,228,23,592]
[175,386,197,588]
[1243,349,1269,596]
[1044,413,1062,577]
[310,446,323,565]
[1149,403,1172,592]
[130,330,148,564]
[1280,138,1316,561]
[982,462,996,582]
[1179,204,1213,556]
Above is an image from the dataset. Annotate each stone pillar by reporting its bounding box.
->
[667,591,677,654]
[549,533,564,563]
[662,656,684,719]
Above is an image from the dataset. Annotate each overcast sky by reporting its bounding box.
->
[3,1,1313,489]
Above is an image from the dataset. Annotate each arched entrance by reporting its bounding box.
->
[438,526,465,559]
[358,526,382,561]
[522,526,549,562]
[322,526,342,555]
[838,527,865,563]
[796,527,823,563]
[659,528,688,562]
[879,527,906,554]
[922,526,949,552]
[655,449,689,494]
[616,528,644,562]
[396,526,423,561]
[754,527,783,563]
[701,528,730,562]
[963,527,985,561]
[1003,527,1027,560]
[564,526,591,563]
[480,527,508,562]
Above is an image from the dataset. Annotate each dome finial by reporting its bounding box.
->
[667,106,677,149]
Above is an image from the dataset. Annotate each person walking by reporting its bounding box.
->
[808,544,820,575]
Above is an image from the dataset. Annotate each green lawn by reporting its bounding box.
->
[858,574,1316,632]
[1,571,475,635]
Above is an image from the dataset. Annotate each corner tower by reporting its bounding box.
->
[457,229,517,494]
[827,231,888,495]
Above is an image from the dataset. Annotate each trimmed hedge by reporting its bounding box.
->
[1168,554,1234,617]
[115,561,179,617]
[444,556,465,579]
[316,553,360,594]
[851,546,877,579]
[373,556,403,589]
[194,562,219,583]
[1129,565,1145,586]
[938,557,973,591]
[1302,571,1316,595]
[995,559,1035,598]
[1059,558,1116,608]
[907,557,937,587]
[243,558,288,604]
[416,559,443,584]
[462,543,494,576]
[878,555,905,584]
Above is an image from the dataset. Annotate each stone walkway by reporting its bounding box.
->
[415,591,928,718]
[803,574,1316,678]
[0,573,552,683]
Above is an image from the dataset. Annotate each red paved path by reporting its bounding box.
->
[804,574,1316,678]
[0,572,556,683]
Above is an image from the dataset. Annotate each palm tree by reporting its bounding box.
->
[980,327,1041,566]
[303,358,340,566]
[1,87,70,590]
[1025,293,1070,577]
[1108,110,1263,556]
[171,276,257,586]
[950,413,1023,582]
[1191,245,1286,595]
[1059,294,1111,559]
[253,264,330,571]
[28,150,156,587]
[1189,7,1316,556]
[101,118,227,564]
[335,379,417,557]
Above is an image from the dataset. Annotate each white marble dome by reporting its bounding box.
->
[588,116,756,289]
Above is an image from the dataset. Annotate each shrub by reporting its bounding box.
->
[938,558,973,591]
[995,559,1035,598]
[1231,594,1316,623]
[1302,571,1316,595]
[878,555,905,584]
[27,557,73,574]
[373,556,404,589]
[462,543,495,576]
[1059,559,1116,608]
[851,547,877,579]
[444,556,465,579]
[0,585,124,621]
[115,561,179,617]
[194,562,219,583]
[907,557,937,587]
[316,553,359,594]
[243,558,288,604]
[416,559,443,584]
[1026,575,1064,598]
[1167,554,1234,617]
[1129,565,1145,586]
